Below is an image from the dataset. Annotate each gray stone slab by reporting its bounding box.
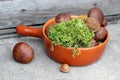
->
[0,23,120,80]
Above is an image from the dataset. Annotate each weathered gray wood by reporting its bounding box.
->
[0,0,120,38]
[0,28,15,34]
[0,0,11,1]
[0,14,120,39]
[0,23,120,80]
[0,0,120,25]
[0,33,19,39]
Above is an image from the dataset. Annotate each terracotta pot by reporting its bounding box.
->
[16,17,110,66]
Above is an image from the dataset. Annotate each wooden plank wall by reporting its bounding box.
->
[0,0,120,38]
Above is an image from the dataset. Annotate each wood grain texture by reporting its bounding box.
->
[0,22,120,80]
[0,0,120,38]
[0,0,120,24]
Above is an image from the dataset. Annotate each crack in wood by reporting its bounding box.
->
[0,0,12,1]
[0,32,16,35]
[0,14,120,39]
[105,14,120,21]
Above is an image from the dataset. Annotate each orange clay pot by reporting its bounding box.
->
[16,17,110,66]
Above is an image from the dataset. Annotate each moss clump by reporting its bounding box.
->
[48,18,95,48]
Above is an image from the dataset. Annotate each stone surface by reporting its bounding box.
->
[0,23,120,80]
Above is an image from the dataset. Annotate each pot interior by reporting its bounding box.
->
[43,17,110,49]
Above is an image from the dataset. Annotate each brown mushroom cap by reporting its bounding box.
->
[88,7,104,25]
[102,18,108,27]
[86,17,100,32]
[95,27,108,41]
[55,13,72,23]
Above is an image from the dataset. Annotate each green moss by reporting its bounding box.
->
[49,18,95,48]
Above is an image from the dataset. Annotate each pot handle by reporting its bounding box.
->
[16,25,43,38]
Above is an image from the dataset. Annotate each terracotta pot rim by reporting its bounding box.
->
[42,17,110,50]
